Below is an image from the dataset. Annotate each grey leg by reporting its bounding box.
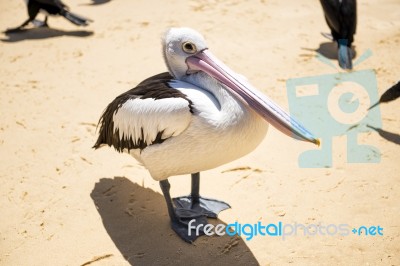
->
[159,179,207,243]
[173,172,231,219]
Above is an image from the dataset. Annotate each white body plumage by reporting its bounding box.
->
[113,74,268,181]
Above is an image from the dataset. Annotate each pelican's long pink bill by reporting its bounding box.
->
[186,49,320,146]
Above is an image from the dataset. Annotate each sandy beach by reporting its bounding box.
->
[0,0,399,265]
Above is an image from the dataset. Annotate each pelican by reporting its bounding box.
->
[320,0,357,69]
[94,27,319,243]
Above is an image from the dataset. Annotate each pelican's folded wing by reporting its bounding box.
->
[94,72,193,152]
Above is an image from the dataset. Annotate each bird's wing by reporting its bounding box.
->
[341,0,357,37]
[94,72,193,152]
[320,0,341,35]
[320,0,357,41]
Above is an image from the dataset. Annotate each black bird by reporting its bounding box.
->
[369,81,400,110]
[6,0,92,33]
[320,0,357,69]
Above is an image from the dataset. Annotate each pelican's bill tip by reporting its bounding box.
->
[314,138,321,147]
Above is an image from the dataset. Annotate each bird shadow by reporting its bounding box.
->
[302,42,356,60]
[367,125,400,146]
[1,27,93,42]
[90,177,259,266]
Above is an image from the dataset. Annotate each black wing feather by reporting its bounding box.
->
[93,72,193,152]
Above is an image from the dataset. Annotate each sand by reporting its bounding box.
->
[0,0,399,265]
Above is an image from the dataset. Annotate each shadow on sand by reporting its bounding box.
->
[367,125,400,146]
[87,0,111,5]
[90,177,259,266]
[302,41,356,61]
[1,27,93,42]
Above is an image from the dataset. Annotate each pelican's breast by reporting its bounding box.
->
[137,78,268,180]
[95,72,268,181]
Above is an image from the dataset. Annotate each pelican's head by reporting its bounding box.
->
[162,27,319,146]
[162,27,209,79]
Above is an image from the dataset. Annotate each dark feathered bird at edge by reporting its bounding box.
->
[320,0,357,70]
[369,81,400,110]
[5,0,93,33]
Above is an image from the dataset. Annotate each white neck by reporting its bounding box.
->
[183,72,249,125]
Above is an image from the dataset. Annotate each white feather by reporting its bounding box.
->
[113,97,192,146]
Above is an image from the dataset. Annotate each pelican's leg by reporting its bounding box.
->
[173,172,231,219]
[42,16,49,27]
[4,18,32,33]
[32,16,49,28]
[159,179,207,243]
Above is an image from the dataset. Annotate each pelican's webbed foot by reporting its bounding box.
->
[173,195,230,218]
[160,173,230,243]
[160,179,208,243]
[173,172,230,218]
[170,211,208,243]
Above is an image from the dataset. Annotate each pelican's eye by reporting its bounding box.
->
[182,42,197,54]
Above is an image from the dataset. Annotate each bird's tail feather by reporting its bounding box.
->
[62,11,93,26]
[338,40,353,70]
[368,81,400,110]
